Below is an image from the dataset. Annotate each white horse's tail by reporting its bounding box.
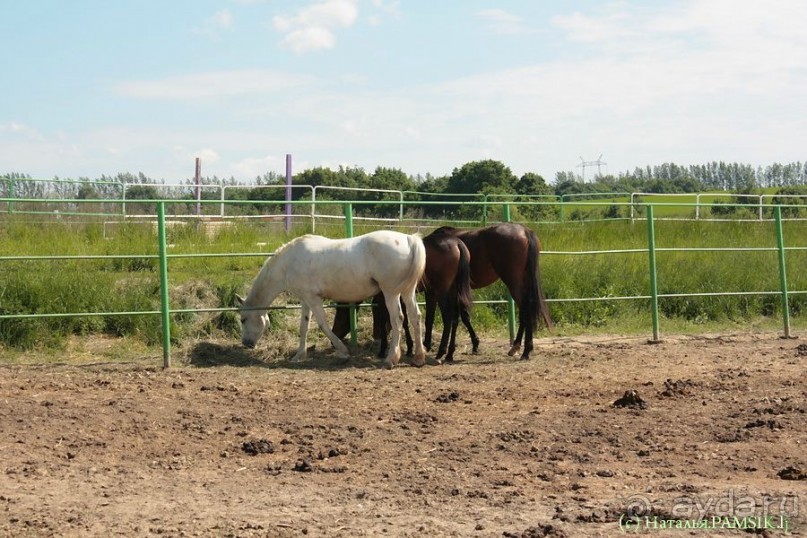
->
[405,234,427,292]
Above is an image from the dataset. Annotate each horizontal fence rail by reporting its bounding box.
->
[0,197,803,366]
[6,177,807,224]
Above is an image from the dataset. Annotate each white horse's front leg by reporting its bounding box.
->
[307,299,350,358]
[291,303,311,362]
[401,289,425,367]
[383,293,404,369]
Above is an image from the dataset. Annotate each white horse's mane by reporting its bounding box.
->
[259,235,313,273]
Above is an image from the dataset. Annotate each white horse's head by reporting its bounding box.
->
[237,294,269,349]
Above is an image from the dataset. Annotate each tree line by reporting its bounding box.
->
[3,160,806,219]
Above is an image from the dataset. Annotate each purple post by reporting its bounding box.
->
[285,153,292,232]
[194,157,201,216]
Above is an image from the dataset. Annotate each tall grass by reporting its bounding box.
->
[1,215,805,350]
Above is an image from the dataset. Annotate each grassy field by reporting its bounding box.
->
[1,214,806,354]
[554,188,807,221]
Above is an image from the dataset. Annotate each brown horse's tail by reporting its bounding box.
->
[454,240,473,311]
[525,229,553,330]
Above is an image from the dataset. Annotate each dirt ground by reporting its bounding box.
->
[1,330,806,537]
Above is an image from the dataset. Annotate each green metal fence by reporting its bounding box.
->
[0,197,802,367]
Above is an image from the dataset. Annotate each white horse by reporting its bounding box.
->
[237,230,426,369]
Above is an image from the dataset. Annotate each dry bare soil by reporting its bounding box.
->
[1,331,806,537]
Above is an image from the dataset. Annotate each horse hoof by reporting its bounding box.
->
[290,352,307,362]
[507,345,521,357]
[384,350,401,369]
[412,352,426,367]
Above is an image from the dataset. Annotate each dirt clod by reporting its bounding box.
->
[612,390,648,409]
[241,439,274,456]
[660,378,696,398]
[777,466,806,480]
[435,390,460,403]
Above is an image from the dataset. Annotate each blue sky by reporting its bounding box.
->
[2,1,806,183]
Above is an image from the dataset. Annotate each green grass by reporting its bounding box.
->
[1,214,806,353]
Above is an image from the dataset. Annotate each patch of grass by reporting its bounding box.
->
[2,214,806,355]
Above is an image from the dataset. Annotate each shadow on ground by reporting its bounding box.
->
[187,341,394,371]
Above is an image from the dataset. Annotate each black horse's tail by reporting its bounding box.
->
[454,240,473,311]
[525,229,553,330]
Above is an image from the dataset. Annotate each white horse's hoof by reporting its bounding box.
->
[383,350,401,369]
[290,351,307,362]
[412,351,426,367]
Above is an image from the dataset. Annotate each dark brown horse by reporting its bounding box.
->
[332,228,473,363]
[337,223,552,361]
[443,223,552,360]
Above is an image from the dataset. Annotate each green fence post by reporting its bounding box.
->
[157,202,172,368]
[503,204,516,344]
[344,203,357,345]
[774,206,792,338]
[482,194,488,226]
[646,205,661,343]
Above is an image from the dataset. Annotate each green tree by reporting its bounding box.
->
[125,185,159,215]
[447,160,516,195]
[446,160,516,221]
[513,172,557,221]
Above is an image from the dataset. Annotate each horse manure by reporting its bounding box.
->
[435,391,460,403]
[317,448,341,460]
[293,459,313,472]
[612,390,648,410]
[660,379,696,398]
[241,439,274,456]
[744,418,781,430]
[777,466,806,480]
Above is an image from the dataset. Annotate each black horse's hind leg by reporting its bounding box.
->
[460,308,480,353]
[402,299,414,356]
[434,293,454,363]
[508,322,524,357]
[371,294,389,358]
[446,304,460,362]
[443,294,462,363]
[424,294,438,352]
[511,306,534,361]
[520,314,534,361]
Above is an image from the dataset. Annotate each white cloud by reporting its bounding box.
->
[0,122,45,141]
[193,9,234,39]
[230,155,284,178]
[273,0,358,53]
[114,69,311,100]
[551,9,631,43]
[476,9,530,35]
[281,26,336,54]
[173,147,221,166]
